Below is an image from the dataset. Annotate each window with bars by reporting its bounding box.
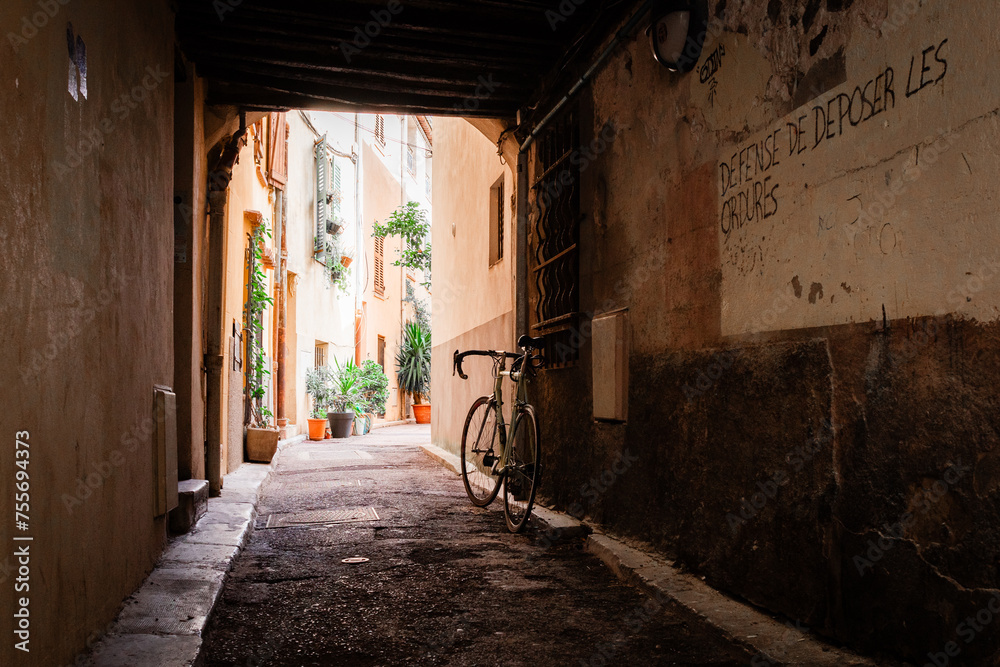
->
[374,235,385,296]
[375,114,386,147]
[489,175,504,266]
[529,105,581,367]
[314,343,327,368]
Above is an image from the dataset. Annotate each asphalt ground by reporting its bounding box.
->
[200,425,754,666]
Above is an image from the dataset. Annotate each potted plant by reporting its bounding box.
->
[328,358,362,438]
[305,365,333,440]
[396,321,431,424]
[245,220,279,461]
[355,360,389,434]
[340,246,354,268]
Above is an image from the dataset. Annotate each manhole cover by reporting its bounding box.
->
[342,557,369,564]
[264,507,379,528]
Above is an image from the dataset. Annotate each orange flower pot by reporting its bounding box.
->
[307,418,327,440]
[412,404,431,424]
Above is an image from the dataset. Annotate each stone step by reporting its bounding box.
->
[168,479,209,535]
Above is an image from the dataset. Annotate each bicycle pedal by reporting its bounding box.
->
[482,453,496,467]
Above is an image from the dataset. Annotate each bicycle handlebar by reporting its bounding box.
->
[453,348,546,380]
[452,349,519,379]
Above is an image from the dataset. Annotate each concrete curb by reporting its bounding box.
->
[419,443,879,666]
[82,440,294,666]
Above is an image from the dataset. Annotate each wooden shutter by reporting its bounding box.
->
[375,115,385,146]
[315,139,329,257]
[374,235,385,295]
[332,160,342,215]
[268,112,288,188]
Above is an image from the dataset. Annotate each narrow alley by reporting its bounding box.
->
[200,426,753,666]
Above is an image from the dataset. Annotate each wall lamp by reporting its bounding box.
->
[647,0,705,73]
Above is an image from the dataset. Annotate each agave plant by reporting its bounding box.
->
[395,321,431,404]
[330,357,363,414]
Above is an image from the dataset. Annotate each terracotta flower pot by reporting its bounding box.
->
[340,256,353,268]
[307,417,327,440]
[246,427,279,463]
[412,404,431,424]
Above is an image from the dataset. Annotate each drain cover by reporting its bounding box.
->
[342,557,369,564]
[264,507,379,528]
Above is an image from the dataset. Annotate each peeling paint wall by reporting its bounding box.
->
[0,1,175,664]
[527,0,1000,662]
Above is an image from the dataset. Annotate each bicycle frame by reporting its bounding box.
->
[489,354,530,475]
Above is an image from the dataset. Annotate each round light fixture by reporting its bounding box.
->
[647,1,704,73]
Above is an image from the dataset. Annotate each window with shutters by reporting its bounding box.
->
[314,139,331,259]
[375,115,386,148]
[374,235,385,296]
[377,335,386,372]
[489,175,504,266]
[529,105,581,368]
[267,112,288,189]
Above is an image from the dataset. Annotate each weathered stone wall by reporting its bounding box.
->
[0,1,175,664]
[530,0,1000,662]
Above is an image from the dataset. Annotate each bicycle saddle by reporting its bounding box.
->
[517,335,546,350]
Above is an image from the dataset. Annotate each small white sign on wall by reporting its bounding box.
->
[592,309,628,422]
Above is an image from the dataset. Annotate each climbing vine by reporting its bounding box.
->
[247,221,274,427]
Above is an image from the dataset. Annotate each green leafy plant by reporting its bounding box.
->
[404,281,431,333]
[305,365,334,419]
[395,321,431,405]
[330,357,362,414]
[356,360,389,416]
[325,239,351,294]
[372,201,431,288]
[247,221,275,427]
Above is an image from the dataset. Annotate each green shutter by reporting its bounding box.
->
[332,159,342,215]
[315,139,329,257]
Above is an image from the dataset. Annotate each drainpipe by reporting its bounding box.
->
[205,113,248,496]
[514,0,654,338]
[400,116,407,421]
[354,113,363,366]
[275,187,286,427]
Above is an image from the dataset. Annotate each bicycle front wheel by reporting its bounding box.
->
[461,396,503,507]
[503,404,541,532]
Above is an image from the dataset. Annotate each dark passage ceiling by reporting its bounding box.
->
[176,0,623,118]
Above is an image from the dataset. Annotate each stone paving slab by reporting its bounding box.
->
[81,440,294,666]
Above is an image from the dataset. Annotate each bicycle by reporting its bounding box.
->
[453,335,546,532]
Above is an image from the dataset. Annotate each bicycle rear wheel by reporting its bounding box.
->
[503,404,541,532]
[461,396,503,506]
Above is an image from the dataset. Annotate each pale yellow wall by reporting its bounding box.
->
[360,138,405,420]
[430,118,516,453]
[221,130,273,471]
[284,112,356,426]
[432,118,515,345]
[0,1,175,664]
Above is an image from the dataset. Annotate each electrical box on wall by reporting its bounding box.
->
[592,309,628,422]
[153,386,179,517]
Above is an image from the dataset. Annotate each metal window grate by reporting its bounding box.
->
[530,105,581,367]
